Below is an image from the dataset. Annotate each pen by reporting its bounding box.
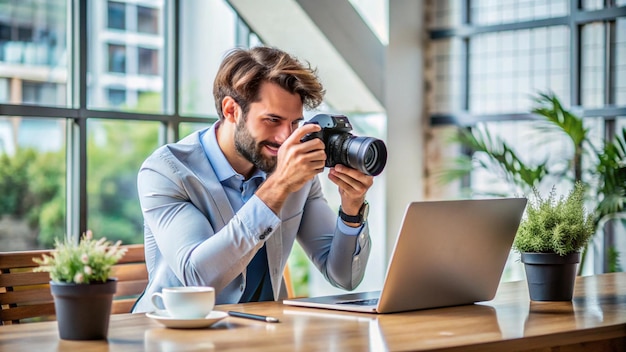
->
[228,310,280,323]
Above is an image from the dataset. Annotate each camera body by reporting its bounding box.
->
[301,114,387,176]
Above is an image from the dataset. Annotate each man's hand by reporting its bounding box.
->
[329,164,374,222]
[256,123,326,214]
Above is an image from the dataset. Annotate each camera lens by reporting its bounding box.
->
[363,145,377,169]
[345,136,387,176]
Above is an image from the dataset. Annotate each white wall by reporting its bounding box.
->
[384,0,425,260]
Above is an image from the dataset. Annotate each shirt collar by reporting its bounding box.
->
[201,121,267,185]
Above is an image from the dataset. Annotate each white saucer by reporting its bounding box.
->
[146,310,228,329]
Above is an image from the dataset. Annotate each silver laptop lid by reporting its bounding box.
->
[376,198,527,313]
[282,198,527,314]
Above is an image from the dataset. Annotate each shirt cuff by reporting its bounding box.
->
[239,195,281,238]
[337,218,363,236]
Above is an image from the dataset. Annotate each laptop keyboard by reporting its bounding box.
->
[337,298,379,306]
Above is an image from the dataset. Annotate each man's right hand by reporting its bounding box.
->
[256,123,326,214]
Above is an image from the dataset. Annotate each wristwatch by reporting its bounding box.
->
[339,201,369,224]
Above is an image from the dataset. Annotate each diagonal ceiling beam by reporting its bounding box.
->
[294,0,385,108]
[227,0,385,113]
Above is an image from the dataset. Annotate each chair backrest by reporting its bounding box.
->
[110,244,148,314]
[0,244,147,325]
[283,264,295,299]
[0,249,55,324]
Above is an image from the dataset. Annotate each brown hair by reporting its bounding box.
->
[213,46,325,120]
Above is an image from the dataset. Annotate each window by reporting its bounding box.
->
[581,22,605,107]
[612,18,626,105]
[428,0,626,277]
[17,26,33,42]
[108,44,126,73]
[0,23,10,41]
[470,0,568,25]
[469,26,570,113]
[22,81,62,106]
[179,0,240,116]
[0,0,255,251]
[0,117,66,250]
[137,6,158,34]
[0,78,8,102]
[583,0,604,11]
[107,1,126,30]
[87,119,159,242]
[107,88,126,107]
[431,39,463,113]
[0,2,68,103]
[138,47,158,75]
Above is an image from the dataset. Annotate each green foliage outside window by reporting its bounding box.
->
[0,121,157,248]
[0,149,37,218]
[85,92,162,244]
[86,119,159,244]
[0,95,161,248]
[0,148,65,247]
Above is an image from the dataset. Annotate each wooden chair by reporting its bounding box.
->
[110,244,148,314]
[0,244,147,325]
[283,265,295,299]
[0,249,55,324]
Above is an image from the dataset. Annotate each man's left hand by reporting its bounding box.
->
[328,164,374,217]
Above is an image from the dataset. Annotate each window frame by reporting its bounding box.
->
[428,1,626,126]
[0,0,256,241]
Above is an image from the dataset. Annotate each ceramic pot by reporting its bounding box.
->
[50,278,117,340]
[521,252,580,301]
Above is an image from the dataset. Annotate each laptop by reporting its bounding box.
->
[283,198,527,314]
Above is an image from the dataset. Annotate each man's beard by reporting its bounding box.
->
[234,117,279,174]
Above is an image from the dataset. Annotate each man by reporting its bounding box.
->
[132,46,373,312]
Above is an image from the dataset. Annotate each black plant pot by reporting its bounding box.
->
[521,252,580,301]
[50,279,117,340]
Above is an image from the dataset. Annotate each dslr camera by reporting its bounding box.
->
[300,114,387,176]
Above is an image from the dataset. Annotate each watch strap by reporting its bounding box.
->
[338,202,368,223]
[339,207,362,223]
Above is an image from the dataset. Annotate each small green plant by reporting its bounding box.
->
[33,230,127,284]
[513,182,595,256]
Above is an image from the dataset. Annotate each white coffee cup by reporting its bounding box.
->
[151,286,215,319]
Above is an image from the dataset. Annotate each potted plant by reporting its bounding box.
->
[513,182,595,301]
[33,230,127,340]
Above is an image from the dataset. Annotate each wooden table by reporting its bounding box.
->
[1,273,625,351]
